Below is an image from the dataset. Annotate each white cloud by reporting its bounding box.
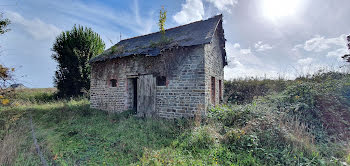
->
[5,11,61,41]
[224,42,283,80]
[301,34,347,52]
[292,44,303,51]
[297,57,313,65]
[254,41,273,52]
[227,43,262,66]
[293,34,349,62]
[206,0,238,13]
[173,0,204,24]
[326,48,348,60]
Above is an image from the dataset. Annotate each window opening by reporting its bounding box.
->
[156,76,166,86]
[110,79,117,87]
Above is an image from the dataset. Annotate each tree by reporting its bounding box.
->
[52,25,105,97]
[342,35,350,63]
[0,13,13,105]
[0,13,11,88]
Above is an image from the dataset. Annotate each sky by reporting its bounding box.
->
[0,0,349,88]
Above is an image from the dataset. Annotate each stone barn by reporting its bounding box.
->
[89,14,227,118]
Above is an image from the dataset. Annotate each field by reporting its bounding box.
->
[0,72,350,165]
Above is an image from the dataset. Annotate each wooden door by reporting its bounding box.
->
[137,75,156,117]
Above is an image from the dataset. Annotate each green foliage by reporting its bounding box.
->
[282,81,318,123]
[283,82,315,106]
[176,126,217,153]
[224,78,287,104]
[149,37,173,49]
[0,64,15,105]
[209,105,255,127]
[222,128,245,145]
[100,44,125,57]
[110,44,124,54]
[12,88,57,104]
[0,97,183,165]
[52,25,105,98]
[158,7,167,36]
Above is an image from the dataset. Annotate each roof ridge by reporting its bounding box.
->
[117,14,222,44]
[209,14,223,42]
[90,14,224,63]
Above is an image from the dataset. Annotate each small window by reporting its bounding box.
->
[110,79,117,87]
[156,76,166,86]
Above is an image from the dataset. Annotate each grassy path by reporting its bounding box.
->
[29,113,48,166]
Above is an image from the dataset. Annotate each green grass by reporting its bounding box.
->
[1,72,350,165]
[1,98,185,165]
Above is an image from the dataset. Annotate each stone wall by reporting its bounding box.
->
[90,46,206,118]
[204,26,225,111]
[156,46,206,118]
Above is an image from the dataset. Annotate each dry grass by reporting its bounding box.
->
[195,104,204,127]
[241,111,317,155]
[0,119,29,165]
[279,117,317,154]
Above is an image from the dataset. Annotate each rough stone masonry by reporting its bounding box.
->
[89,14,227,118]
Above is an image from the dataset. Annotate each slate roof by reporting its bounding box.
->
[90,14,224,63]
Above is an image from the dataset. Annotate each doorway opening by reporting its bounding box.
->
[128,77,138,114]
[132,78,138,114]
[211,77,216,105]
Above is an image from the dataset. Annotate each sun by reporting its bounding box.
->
[261,0,302,21]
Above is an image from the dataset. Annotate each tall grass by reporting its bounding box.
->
[0,94,188,165]
[0,71,349,165]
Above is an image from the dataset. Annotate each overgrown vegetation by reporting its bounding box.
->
[1,72,349,165]
[100,44,125,57]
[149,37,173,49]
[224,77,288,104]
[158,6,167,37]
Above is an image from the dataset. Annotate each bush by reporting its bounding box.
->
[222,128,244,145]
[283,81,316,107]
[177,126,217,153]
[11,88,57,104]
[209,105,256,127]
[224,78,287,104]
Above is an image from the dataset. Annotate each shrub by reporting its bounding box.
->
[12,88,57,104]
[224,78,288,104]
[209,105,256,127]
[222,128,245,145]
[283,81,316,107]
[177,126,218,154]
